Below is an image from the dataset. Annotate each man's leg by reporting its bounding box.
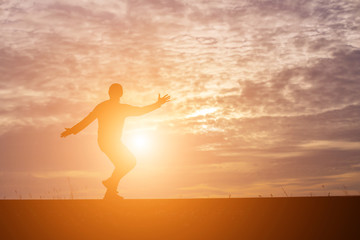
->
[103,165,134,192]
[102,144,136,195]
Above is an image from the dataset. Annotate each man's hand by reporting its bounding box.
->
[157,94,171,105]
[61,128,72,138]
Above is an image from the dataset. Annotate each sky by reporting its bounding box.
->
[1,0,360,199]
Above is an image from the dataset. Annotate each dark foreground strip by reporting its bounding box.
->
[1,197,359,240]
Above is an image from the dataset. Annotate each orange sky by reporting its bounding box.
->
[1,0,360,199]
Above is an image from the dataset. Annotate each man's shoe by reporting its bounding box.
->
[102,179,117,192]
[103,190,123,200]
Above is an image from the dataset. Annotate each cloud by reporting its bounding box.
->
[300,140,360,151]
[217,49,360,116]
[31,170,101,179]
[1,0,360,198]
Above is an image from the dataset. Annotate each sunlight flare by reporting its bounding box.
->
[126,133,152,155]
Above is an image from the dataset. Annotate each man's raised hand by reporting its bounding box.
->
[157,94,171,105]
[60,128,72,138]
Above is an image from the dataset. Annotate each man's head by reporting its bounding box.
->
[108,83,123,99]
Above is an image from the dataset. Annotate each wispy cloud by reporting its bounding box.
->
[1,0,360,198]
[31,170,101,179]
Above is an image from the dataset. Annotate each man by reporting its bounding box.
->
[61,83,171,199]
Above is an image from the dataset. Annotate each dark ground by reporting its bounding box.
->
[1,197,359,240]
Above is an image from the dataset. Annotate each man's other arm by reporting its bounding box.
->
[61,107,98,138]
[70,111,97,134]
[126,94,171,117]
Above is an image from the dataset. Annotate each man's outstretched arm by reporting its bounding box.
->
[127,94,171,116]
[60,109,97,138]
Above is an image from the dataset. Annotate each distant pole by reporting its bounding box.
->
[67,177,74,199]
[281,186,289,197]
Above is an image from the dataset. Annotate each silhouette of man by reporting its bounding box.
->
[61,83,170,199]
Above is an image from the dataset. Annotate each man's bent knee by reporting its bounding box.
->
[113,156,136,173]
[128,156,136,170]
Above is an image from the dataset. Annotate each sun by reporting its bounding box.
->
[126,133,151,154]
[132,134,148,149]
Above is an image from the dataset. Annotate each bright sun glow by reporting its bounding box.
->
[126,133,151,154]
